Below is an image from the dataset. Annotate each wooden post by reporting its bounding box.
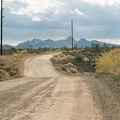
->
[1,0,3,55]
[71,20,73,50]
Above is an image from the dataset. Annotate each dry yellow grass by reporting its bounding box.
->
[96,48,120,76]
[0,50,28,80]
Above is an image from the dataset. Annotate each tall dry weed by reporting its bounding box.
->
[96,48,120,76]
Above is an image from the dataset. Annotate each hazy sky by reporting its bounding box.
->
[1,0,120,45]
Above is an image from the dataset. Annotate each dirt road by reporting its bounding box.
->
[0,54,119,120]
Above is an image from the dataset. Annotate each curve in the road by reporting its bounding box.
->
[0,53,104,120]
[23,54,59,78]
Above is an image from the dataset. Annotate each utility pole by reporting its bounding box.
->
[71,20,73,50]
[1,0,3,55]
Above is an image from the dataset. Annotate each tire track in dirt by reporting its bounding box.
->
[0,54,104,120]
[0,77,58,120]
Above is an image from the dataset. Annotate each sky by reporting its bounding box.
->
[1,0,120,45]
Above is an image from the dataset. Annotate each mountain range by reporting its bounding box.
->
[1,36,119,49]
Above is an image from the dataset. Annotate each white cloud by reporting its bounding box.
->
[3,0,120,45]
[32,16,42,22]
[11,8,26,15]
[6,0,16,2]
[96,39,120,45]
[8,0,65,21]
[3,40,21,46]
[81,0,120,6]
[74,9,85,16]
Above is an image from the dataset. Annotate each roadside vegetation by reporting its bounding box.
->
[0,47,59,81]
[0,44,120,80]
[51,44,120,76]
[51,50,95,75]
[96,48,120,76]
[51,53,79,75]
[0,50,28,80]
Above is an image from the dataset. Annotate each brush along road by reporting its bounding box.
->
[0,54,119,120]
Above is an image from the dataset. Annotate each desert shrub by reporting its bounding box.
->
[0,70,10,79]
[51,52,80,75]
[61,66,67,71]
[64,62,74,67]
[75,55,84,62]
[21,50,28,54]
[59,53,65,57]
[9,69,17,76]
[12,53,22,62]
[83,57,89,62]
[0,70,6,79]
[4,66,11,72]
[0,55,21,80]
[96,48,120,75]
[64,62,77,69]
[11,50,28,62]
[68,68,77,74]
[52,54,74,64]
[61,62,78,74]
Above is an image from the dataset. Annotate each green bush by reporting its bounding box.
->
[0,70,5,79]
[75,55,83,62]
[9,70,17,76]
[0,70,10,79]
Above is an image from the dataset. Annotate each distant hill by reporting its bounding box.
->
[77,38,119,47]
[0,44,14,49]
[16,37,119,49]
[1,37,119,49]
[16,38,42,49]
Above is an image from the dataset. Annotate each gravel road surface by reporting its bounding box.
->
[0,54,119,120]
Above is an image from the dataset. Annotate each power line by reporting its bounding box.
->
[1,0,3,55]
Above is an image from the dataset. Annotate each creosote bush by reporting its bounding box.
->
[75,55,84,62]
